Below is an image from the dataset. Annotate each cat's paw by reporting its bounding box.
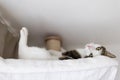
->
[21,27,28,36]
[20,28,24,36]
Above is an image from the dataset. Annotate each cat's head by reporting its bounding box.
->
[85,43,102,56]
[85,43,116,58]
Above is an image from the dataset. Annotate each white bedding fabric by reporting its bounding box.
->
[0,56,118,80]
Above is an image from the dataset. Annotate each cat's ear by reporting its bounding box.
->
[105,51,116,58]
[101,46,106,55]
[101,46,116,58]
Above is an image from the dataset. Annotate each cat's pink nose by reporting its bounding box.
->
[88,45,93,48]
[88,45,91,47]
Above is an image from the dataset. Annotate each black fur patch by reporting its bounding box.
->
[84,53,93,58]
[59,50,81,60]
[59,56,73,60]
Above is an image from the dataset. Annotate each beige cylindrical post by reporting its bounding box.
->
[45,36,61,51]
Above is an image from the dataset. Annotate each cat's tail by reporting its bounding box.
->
[19,27,28,47]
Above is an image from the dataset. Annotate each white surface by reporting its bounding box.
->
[0,56,118,80]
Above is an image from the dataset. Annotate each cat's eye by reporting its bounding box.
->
[96,47,102,51]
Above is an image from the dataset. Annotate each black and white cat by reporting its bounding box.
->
[19,27,116,60]
[18,27,62,60]
[59,43,116,60]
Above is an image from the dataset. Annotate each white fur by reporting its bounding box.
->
[19,28,102,59]
[18,27,61,60]
[85,43,102,56]
[76,43,102,58]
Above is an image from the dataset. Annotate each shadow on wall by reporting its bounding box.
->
[0,5,22,33]
[0,5,21,59]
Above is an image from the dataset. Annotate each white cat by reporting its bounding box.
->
[18,27,61,60]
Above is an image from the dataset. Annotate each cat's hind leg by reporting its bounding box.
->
[19,27,28,46]
[21,27,28,36]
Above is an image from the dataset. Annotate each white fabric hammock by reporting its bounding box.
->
[0,56,118,80]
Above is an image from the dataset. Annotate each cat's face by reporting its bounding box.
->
[85,43,103,56]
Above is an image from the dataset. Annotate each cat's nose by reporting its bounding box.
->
[88,46,94,50]
[88,46,93,48]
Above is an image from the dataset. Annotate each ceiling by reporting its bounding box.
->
[0,0,120,49]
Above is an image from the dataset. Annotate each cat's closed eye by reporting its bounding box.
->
[96,47,102,51]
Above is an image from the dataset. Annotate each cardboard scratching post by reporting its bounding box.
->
[45,36,62,51]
